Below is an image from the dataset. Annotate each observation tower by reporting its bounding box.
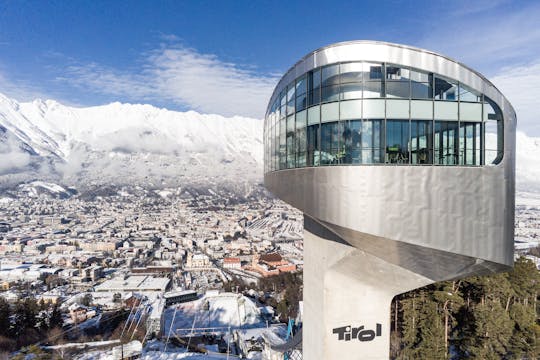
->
[263,41,516,359]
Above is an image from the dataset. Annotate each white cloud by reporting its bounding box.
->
[490,61,540,135]
[0,132,31,175]
[57,45,280,118]
[420,3,540,73]
[0,69,50,103]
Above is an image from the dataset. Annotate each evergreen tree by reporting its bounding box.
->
[48,303,63,330]
[508,302,538,359]
[12,298,39,337]
[507,257,540,306]
[0,298,10,338]
[398,293,420,359]
[468,301,513,359]
[415,293,446,360]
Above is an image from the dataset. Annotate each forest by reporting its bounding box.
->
[390,257,539,359]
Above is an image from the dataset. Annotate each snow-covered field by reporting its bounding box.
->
[163,292,264,335]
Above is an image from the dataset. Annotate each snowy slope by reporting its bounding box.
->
[0,92,263,188]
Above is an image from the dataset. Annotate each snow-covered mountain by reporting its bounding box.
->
[0,93,263,190]
[1,91,539,192]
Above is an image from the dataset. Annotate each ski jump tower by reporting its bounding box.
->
[263,41,516,359]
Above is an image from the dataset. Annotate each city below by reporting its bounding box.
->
[0,181,538,359]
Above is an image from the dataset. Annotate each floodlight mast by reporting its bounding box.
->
[263,41,516,359]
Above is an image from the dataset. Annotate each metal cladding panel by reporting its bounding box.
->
[265,164,513,268]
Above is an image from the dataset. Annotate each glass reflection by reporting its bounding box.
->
[308,69,321,106]
[386,66,411,99]
[340,62,363,84]
[279,117,286,170]
[320,121,343,165]
[411,120,433,164]
[459,122,481,165]
[307,124,319,166]
[286,116,295,168]
[342,120,362,164]
[386,120,410,164]
[362,120,383,163]
[435,121,459,165]
[265,61,503,173]
[434,76,457,101]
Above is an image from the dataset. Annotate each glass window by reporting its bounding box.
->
[280,90,287,106]
[307,124,319,166]
[322,64,340,87]
[411,120,433,164]
[458,84,481,102]
[286,115,295,168]
[483,96,503,165]
[434,76,457,101]
[410,69,430,82]
[435,121,459,165]
[363,63,383,80]
[279,117,286,169]
[280,90,287,118]
[485,120,497,164]
[386,66,410,80]
[296,76,307,95]
[340,82,363,100]
[296,111,307,167]
[308,70,321,106]
[363,80,383,98]
[386,99,409,119]
[287,85,295,115]
[321,85,340,103]
[386,66,411,99]
[320,121,343,165]
[361,119,383,163]
[410,70,433,99]
[340,62,363,84]
[362,62,383,98]
[296,92,307,112]
[296,75,307,112]
[386,120,410,164]
[274,117,280,170]
[342,120,362,164]
[386,81,410,98]
[459,122,481,165]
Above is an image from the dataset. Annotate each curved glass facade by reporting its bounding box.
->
[264,61,504,173]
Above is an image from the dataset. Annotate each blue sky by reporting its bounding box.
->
[0,0,539,133]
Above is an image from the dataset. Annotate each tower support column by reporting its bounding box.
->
[303,216,432,360]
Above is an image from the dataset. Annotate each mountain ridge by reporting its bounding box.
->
[1,92,539,193]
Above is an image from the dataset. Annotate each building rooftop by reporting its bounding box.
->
[94,275,169,292]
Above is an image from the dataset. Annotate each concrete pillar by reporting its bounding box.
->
[303,217,432,360]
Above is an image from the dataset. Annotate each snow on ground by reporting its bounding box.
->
[516,191,540,208]
[163,292,264,335]
[0,197,13,204]
[141,352,229,360]
[236,325,287,347]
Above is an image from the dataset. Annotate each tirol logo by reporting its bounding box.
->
[332,323,382,342]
